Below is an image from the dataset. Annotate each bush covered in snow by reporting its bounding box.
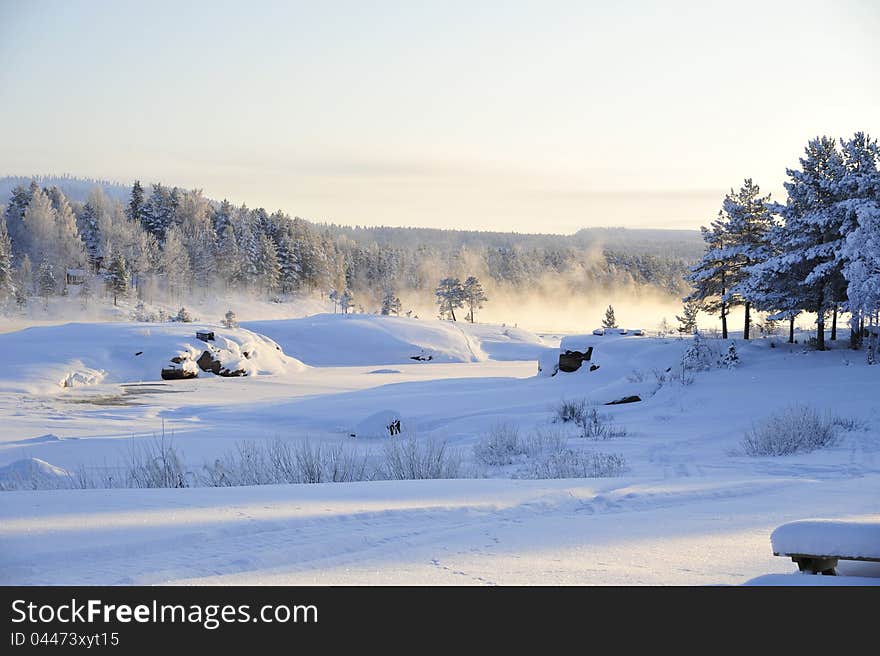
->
[741,405,840,456]
[722,343,739,369]
[381,436,462,480]
[526,449,627,479]
[473,423,528,466]
[199,439,370,486]
[554,398,587,424]
[125,434,188,488]
[553,399,626,439]
[681,332,720,373]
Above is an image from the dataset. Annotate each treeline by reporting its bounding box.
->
[686,132,880,352]
[0,179,693,313]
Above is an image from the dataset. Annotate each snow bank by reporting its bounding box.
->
[771,517,880,559]
[0,322,306,393]
[243,314,550,366]
[0,457,70,489]
[352,409,404,438]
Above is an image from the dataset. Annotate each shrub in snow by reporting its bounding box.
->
[577,406,627,440]
[681,332,718,372]
[554,399,626,439]
[198,439,370,486]
[176,306,193,323]
[523,427,568,458]
[125,434,187,488]
[473,423,528,466]
[381,436,461,480]
[741,405,839,457]
[722,342,739,369]
[527,449,627,479]
[627,369,646,383]
[554,398,587,424]
[829,415,868,432]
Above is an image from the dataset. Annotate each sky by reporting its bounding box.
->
[1,0,878,233]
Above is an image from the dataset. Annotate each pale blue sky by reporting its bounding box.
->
[1,0,877,232]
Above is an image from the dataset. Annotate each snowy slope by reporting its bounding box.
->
[243,314,553,365]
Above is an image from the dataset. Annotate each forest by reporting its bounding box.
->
[0,176,695,317]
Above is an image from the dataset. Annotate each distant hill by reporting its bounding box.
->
[320,224,703,260]
[0,175,132,205]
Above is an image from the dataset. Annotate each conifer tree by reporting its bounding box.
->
[462,276,488,323]
[602,304,618,329]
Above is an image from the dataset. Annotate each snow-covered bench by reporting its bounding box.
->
[771,517,880,575]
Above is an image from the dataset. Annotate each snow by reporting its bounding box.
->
[0,316,878,585]
[0,321,305,394]
[0,457,70,489]
[242,314,551,366]
[352,409,404,438]
[771,517,880,559]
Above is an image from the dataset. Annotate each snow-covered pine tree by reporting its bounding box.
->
[602,304,618,329]
[20,187,57,265]
[161,225,191,302]
[176,306,193,322]
[127,181,145,224]
[435,277,464,321]
[140,183,177,241]
[36,259,56,306]
[758,137,848,350]
[0,217,13,301]
[381,289,402,316]
[216,225,243,289]
[176,189,215,292]
[329,289,339,313]
[838,133,880,349]
[340,289,354,314]
[462,276,488,323]
[256,232,281,296]
[78,194,103,270]
[722,342,739,369]
[723,179,774,339]
[2,183,34,258]
[235,207,261,289]
[686,219,733,338]
[106,253,130,306]
[211,199,234,236]
[276,232,302,294]
[676,299,699,334]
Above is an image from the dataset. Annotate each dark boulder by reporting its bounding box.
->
[197,350,222,374]
[558,347,593,373]
[604,395,641,405]
[161,367,197,380]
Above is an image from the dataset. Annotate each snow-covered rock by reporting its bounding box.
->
[0,322,306,393]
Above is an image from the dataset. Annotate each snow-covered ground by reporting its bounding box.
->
[0,314,878,585]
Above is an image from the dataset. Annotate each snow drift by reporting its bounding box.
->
[243,314,551,366]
